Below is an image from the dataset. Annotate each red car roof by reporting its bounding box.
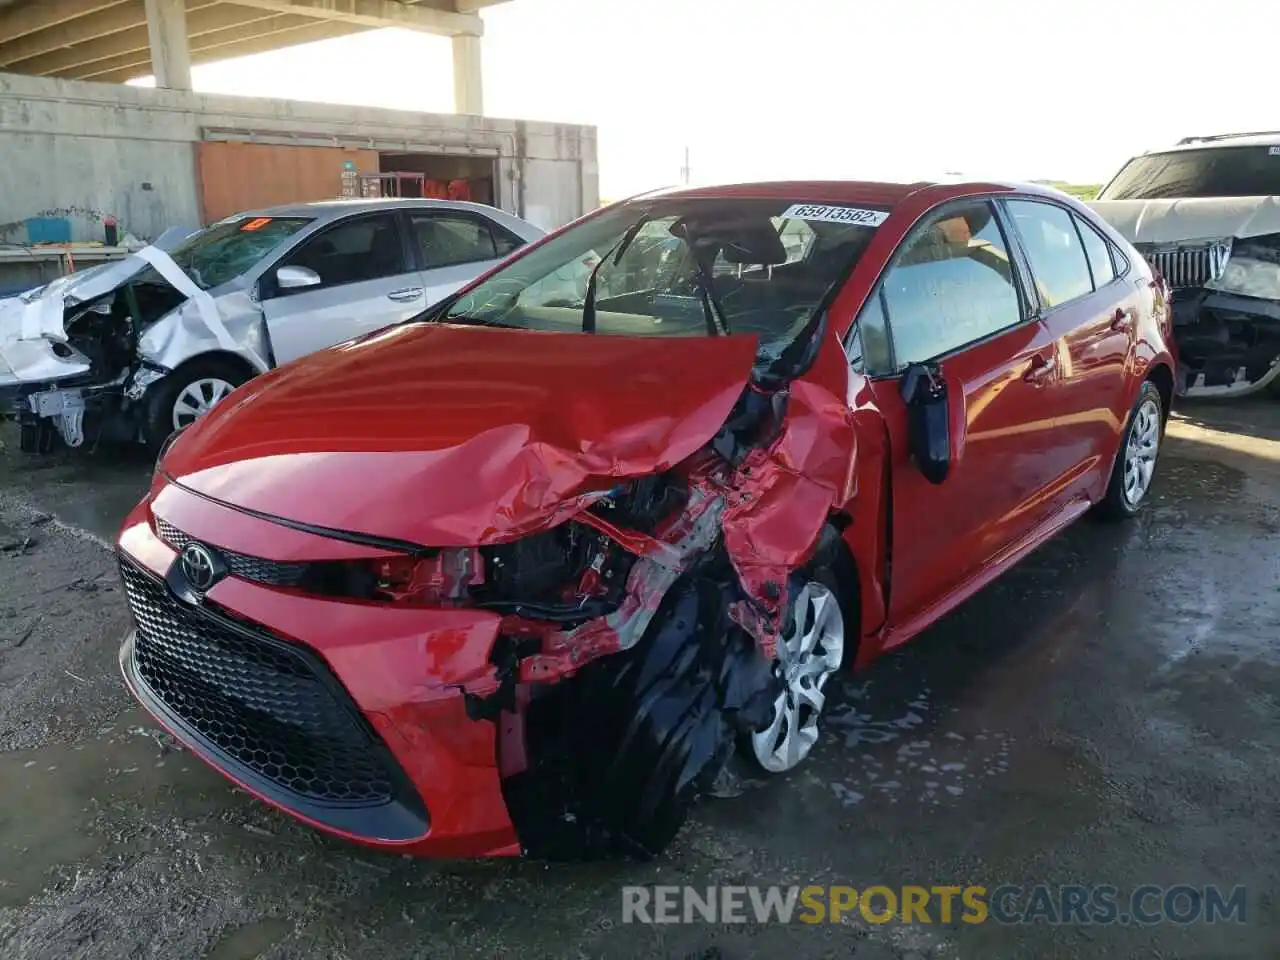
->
[631,179,1037,210]
[639,180,930,206]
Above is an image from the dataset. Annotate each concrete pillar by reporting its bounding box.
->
[144,0,192,91]
[452,33,483,116]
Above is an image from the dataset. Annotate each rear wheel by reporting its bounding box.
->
[1095,380,1164,520]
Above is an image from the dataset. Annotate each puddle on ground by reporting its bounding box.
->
[820,683,1015,809]
[0,709,247,907]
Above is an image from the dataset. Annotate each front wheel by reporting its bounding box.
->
[744,572,848,774]
[143,358,248,454]
[1095,380,1164,520]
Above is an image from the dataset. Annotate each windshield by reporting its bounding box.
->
[163,216,313,290]
[441,197,886,368]
[1099,146,1280,200]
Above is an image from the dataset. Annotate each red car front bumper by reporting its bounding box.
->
[116,488,522,859]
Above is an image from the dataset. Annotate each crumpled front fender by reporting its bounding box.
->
[720,334,858,648]
[136,289,270,376]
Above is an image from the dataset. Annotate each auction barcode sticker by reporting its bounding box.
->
[781,204,890,227]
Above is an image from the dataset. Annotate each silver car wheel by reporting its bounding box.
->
[172,377,235,431]
[750,580,845,773]
[1122,397,1161,508]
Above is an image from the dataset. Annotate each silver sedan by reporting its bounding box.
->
[0,199,544,452]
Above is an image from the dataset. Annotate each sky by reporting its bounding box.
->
[135,0,1280,200]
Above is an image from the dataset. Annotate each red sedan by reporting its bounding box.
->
[116,180,1175,859]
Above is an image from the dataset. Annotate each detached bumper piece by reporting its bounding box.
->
[117,557,428,841]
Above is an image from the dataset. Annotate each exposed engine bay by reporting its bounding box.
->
[0,230,267,453]
[1139,234,1280,396]
[1089,144,1280,398]
[4,275,186,451]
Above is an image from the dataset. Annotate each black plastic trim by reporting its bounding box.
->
[117,555,430,843]
[164,477,435,556]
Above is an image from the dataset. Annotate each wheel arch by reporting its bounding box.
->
[1145,361,1174,423]
[163,350,260,385]
[815,519,862,671]
[140,350,260,452]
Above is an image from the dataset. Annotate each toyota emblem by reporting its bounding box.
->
[180,542,220,591]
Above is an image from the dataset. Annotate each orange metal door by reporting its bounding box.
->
[196,142,379,222]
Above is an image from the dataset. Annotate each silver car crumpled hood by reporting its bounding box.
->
[1089,196,1280,303]
[0,228,262,388]
[0,259,145,384]
[1088,195,1280,244]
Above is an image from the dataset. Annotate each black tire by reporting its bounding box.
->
[142,357,249,454]
[502,576,774,860]
[1094,380,1164,521]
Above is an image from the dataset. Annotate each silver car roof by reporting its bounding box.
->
[232,198,545,242]
[237,197,522,222]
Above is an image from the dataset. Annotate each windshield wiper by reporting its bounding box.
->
[692,263,730,336]
[674,223,730,336]
[582,216,651,333]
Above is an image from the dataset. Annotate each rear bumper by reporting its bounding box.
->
[115,496,522,858]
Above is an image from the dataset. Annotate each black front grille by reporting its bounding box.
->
[154,517,308,587]
[120,559,397,807]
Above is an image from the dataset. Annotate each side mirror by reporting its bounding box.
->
[276,265,321,290]
[900,361,952,484]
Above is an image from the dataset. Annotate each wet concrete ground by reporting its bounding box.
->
[0,401,1277,959]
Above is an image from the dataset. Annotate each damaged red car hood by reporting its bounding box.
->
[162,323,759,545]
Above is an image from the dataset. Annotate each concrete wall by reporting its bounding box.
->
[0,72,599,245]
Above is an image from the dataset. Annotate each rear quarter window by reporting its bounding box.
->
[1074,215,1116,288]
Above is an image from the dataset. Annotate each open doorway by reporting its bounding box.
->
[372,153,498,206]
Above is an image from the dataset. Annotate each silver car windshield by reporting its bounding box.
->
[1099,146,1280,200]
[163,216,314,290]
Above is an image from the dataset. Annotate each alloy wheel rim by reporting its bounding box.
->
[1123,397,1161,508]
[750,580,844,773]
[172,377,235,431]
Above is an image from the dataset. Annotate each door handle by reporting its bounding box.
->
[387,287,424,303]
[1023,353,1057,383]
[1111,307,1134,331]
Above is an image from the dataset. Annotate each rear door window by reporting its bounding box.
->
[409,213,524,269]
[1005,200,1094,308]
